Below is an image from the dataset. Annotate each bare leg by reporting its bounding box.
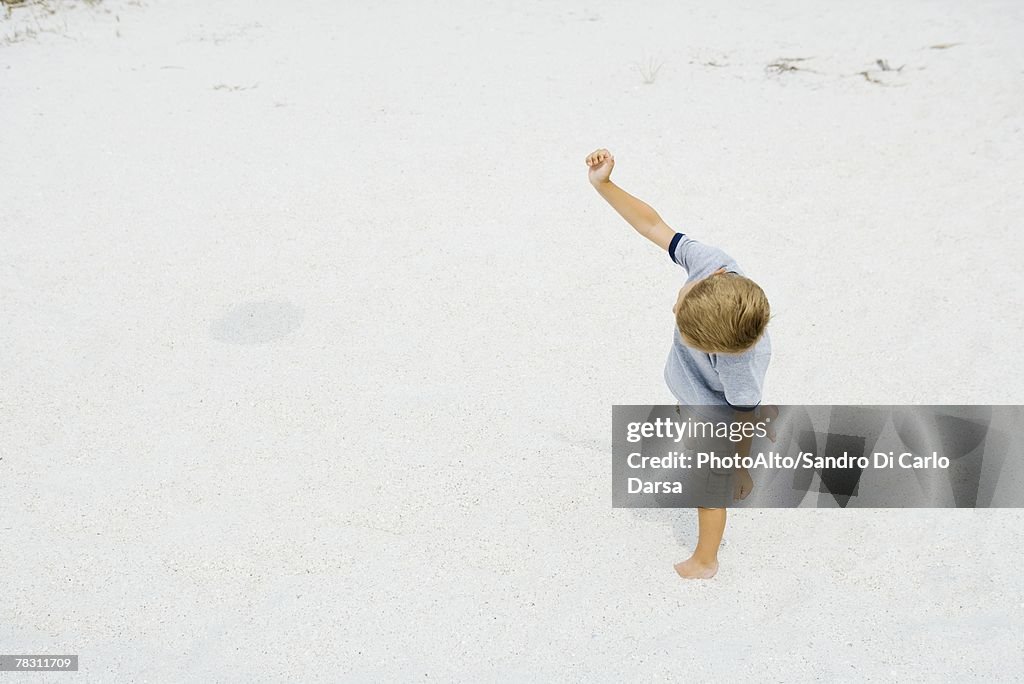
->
[674,507,725,579]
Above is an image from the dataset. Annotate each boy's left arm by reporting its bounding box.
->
[730,405,779,500]
[732,408,758,500]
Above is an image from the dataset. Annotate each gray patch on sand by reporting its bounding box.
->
[209,300,304,344]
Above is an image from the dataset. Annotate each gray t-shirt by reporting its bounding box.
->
[663,232,771,417]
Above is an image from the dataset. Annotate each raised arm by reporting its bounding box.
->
[585,148,675,251]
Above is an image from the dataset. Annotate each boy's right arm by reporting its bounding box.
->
[585,148,675,251]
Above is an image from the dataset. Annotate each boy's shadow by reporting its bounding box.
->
[209,300,304,344]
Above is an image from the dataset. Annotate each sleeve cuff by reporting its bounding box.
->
[727,400,761,412]
[668,232,683,264]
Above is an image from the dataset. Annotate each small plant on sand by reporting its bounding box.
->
[857,58,906,87]
[765,56,818,75]
[632,55,664,84]
[3,0,102,17]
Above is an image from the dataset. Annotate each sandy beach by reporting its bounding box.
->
[2,0,1023,679]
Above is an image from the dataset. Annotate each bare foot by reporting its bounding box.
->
[674,556,719,579]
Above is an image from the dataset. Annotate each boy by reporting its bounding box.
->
[586,148,772,580]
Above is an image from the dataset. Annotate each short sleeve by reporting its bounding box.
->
[715,353,766,411]
[668,232,736,278]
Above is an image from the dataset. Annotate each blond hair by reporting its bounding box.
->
[676,273,769,354]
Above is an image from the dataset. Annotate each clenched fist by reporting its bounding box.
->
[585,148,614,186]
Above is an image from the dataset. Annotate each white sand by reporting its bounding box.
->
[2,0,1023,679]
